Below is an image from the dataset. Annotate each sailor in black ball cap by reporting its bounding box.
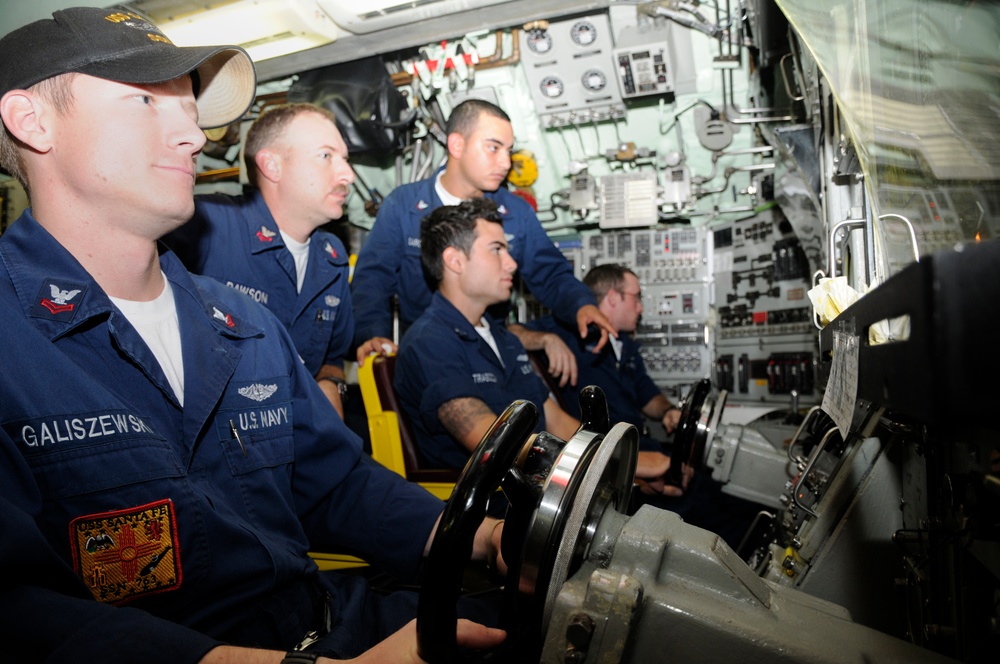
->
[0,7,504,664]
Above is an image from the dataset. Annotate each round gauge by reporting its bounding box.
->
[581,69,606,92]
[570,20,598,46]
[526,30,553,54]
[540,76,564,98]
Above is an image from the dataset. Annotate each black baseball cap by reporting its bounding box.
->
[0,6,256,129]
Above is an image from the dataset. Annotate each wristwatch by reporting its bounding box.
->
[281,651,319,664]
[317,375,348,397]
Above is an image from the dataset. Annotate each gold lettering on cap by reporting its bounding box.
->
[104,12,142,24]
[147,33,173,45]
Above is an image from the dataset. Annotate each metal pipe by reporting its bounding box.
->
[717,146,775,157]
[828,219,867,277]
[790,426,841,518]
[475,28,520,71]
[723,68,792,122]
[409,138,423,184]
[877,213,921,263]
[787,406,823,464]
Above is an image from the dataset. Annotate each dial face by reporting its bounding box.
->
[582,69,606,92]
[570,20,598,46]
[540,76,564,98]
[526,30,553,54]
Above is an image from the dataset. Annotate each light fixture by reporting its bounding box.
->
[315,0,516,35]
[157,0,344,62]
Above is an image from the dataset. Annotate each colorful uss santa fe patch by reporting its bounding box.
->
[69,499,181,604]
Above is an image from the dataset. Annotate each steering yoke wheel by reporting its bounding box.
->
[417,399,539,663]
[417,387,638,663]
[665,378,727,486]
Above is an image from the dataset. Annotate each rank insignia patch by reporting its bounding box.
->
[256,225,276,243]
[69,499,181,605]
[30,280,87,322]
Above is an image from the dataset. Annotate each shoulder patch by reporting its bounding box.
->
[69,499,182,605]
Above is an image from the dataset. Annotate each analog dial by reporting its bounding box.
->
[570,20,598,46]
[527,30,553,54]
[582,69,606,92]
[540,76,565,98]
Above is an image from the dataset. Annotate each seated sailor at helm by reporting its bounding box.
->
[394,198,680,492]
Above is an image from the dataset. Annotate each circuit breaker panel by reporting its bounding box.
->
[712,208,820,405]
[554,227,713,391]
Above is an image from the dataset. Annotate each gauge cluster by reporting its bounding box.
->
[519,14,625,127]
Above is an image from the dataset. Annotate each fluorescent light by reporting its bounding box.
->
[316,0,516,34]
[158,0,343,61]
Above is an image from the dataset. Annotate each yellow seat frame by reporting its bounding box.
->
[308,550,368,571]
[358,355,455,501]
[308,355,456,570]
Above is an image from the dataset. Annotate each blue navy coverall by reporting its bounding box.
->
[0,212,443,662]
[166,191,353,375]
[395,293,550,469]
[350,172,596,345]
[528,316,662,450]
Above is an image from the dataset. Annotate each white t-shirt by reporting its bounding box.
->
[109,275,185,406]
[280,230,310,293]
[474,316,504,367]
[609,334,623,362]
[435,171,464,206]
